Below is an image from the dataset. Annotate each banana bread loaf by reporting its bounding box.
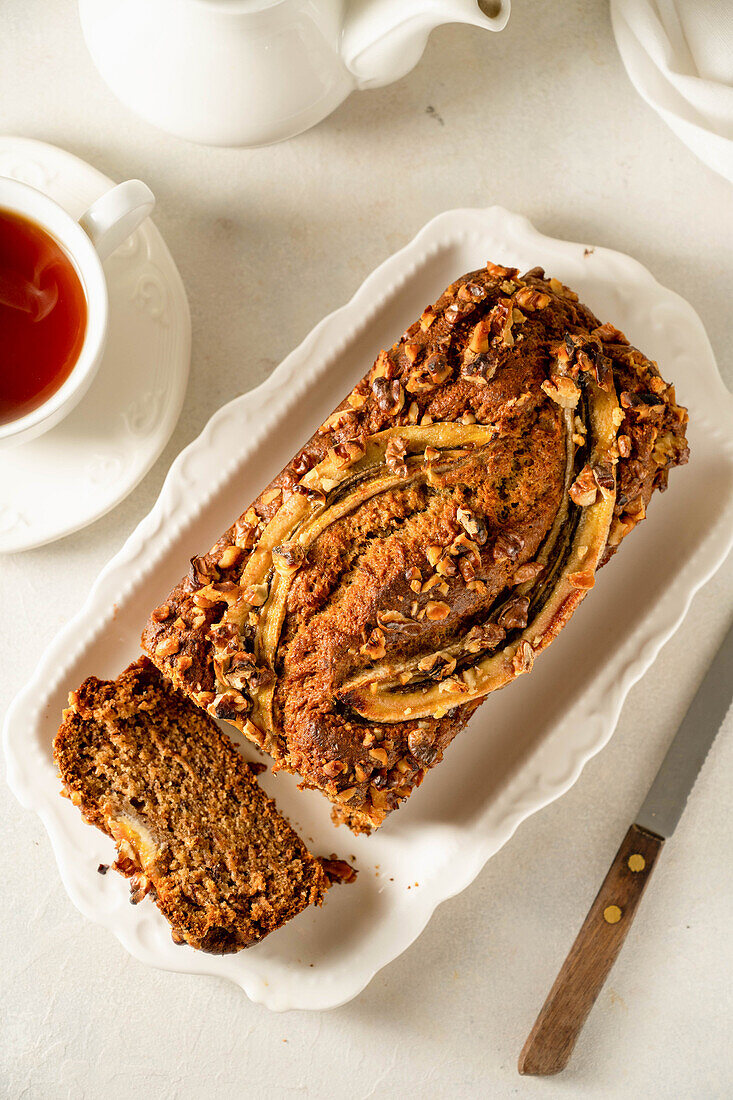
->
[54,659,330,952]
[142,263,689,834]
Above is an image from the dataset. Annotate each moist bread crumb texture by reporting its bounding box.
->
[142,263,689,834]
[54,659,329,953]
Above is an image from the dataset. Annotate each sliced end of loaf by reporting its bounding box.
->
[54,658,330,953]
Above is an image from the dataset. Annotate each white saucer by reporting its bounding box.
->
[0,137,190,553]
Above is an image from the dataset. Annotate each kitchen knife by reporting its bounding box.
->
[518,620,733,1076]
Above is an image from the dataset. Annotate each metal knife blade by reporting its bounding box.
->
[635,620,733,839]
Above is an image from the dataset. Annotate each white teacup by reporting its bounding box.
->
[0,176,155,449]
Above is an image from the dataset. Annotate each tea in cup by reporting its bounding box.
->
[0,177,155,448]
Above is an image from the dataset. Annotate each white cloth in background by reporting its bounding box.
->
[611,0,733,182]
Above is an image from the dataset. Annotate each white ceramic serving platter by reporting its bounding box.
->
[5,208,733,1011]
[0,136,190,552]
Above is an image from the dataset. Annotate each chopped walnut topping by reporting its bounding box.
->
[421,574,443,593]
[291,452,314,478]
[292,483,326,504]
[234,520,258,550]
[426,544,443,568]
[592,460,615,498]
[322,760,345,778]
[347,389,367,409]
[372,376,405,415]
[218,544,244,570]
[211,691,249,721]
[385,435,409,478]
[449,532,481,558]
[458,282,486,303]
[624,496,646,520]
[460,353,497,385]
[406,352,451,393]
[459,555,478,582]
[320,408,357,434]
[188,554,219,587]
[242,582,269,607]
[320,858,358,885]
[569,465,599,507]
[486,261,511,278]
[377,610,418,631]
[513,561,545,584]
[244,719,266,747]
[151,604,171,623]
[444,302,466,325]
[226,652,273,692]
[512,641,534,674]
[128,873,152,906]
[435,554,457,577]
[541,375,581,408]
[425,600,451,621]
[592,322,629,345]
[492,532,525,562]
[272,541,306,575]
[620,390,666,413]
[514,287,551,311]
[465,622,506,654]
[456,507,488,545]
[579,345,613,390]
[497,595,530,630]
[468,320,490,354]
[371,349,391,380]
[192,589,217,610]
[420,307,436,330]
[407,726,438,764]
[361,628,387,660]
[417,651,457,680]
[369,747,389,766]
[617,434,632,458]
[156,636,180,658]
[488,298,515,347]
[332,438,366,468]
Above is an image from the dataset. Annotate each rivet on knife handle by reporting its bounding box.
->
[517,823,664,1076]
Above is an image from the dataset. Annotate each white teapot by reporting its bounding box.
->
[78,0,510,147]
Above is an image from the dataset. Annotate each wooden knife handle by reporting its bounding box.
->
[518,823,664,1076]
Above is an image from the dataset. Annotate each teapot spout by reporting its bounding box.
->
[341,0,510,90]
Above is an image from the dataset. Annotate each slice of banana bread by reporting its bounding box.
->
[54,658,330,953]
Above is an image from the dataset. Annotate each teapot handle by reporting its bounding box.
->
[341,0,510,90]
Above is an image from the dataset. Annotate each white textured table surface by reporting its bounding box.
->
[2,2,732,1097]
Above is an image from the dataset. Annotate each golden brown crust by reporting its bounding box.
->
[54,658,329,952]
[142,265,688,832]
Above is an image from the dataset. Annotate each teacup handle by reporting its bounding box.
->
[79,180,155,262]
